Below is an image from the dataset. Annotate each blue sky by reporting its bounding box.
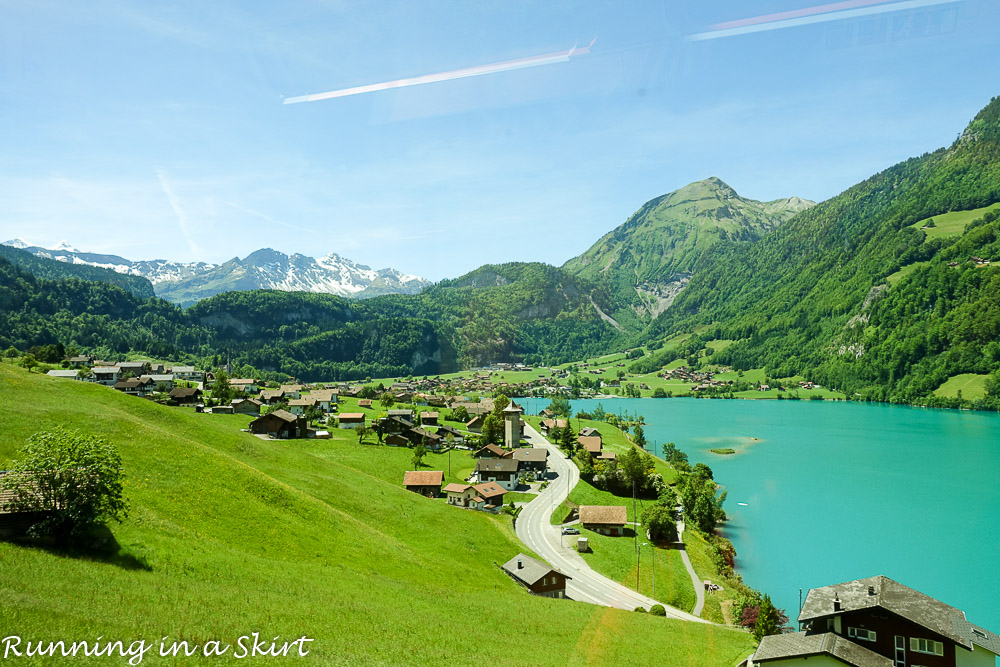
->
[1,0,998,281]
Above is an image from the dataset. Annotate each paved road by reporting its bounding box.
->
[515,424,708,623]
[675,515,706,616]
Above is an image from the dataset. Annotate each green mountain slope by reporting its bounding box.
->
[0,363,754,665]
[0,257,625,380]
[564,177,813,328]
[0,243,154,298]
[645,95,1000,406]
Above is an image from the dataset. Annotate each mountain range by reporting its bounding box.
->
[1,240,430,306]
[3,94,1000,405]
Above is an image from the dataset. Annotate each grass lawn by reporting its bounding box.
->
[886,261,931,285]
[683,530,744,626]
[910,202,1000,239]
[0,364,754,665]
[577,528,697,613]
[933,373,991,400]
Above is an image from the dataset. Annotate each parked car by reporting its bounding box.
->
[561,527,580,535]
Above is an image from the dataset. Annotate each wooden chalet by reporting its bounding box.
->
[338,413,366,429]
[579,436,603,456]
[169,386,202,405]
[0,472,51,538]
[419,411,439,427]
[579,505,627,536]
[474,443,511,459]
[502,553,570,599]
[466,416,484,434]
[248,410,307,439]
[230,398,262,415]
[402,470,443,498]
[751,575,1000,667]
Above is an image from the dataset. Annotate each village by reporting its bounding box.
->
[12,350,1000,666]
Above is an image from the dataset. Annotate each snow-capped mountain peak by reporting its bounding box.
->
[2,239,430,305]
[54,240,81,252]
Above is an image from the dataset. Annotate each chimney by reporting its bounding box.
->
[833,593,841,612]
[517,559,523,570]
[868,585,876,596]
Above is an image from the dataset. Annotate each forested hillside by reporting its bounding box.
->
[0,244,155,298]
[644,96,1000,407]
[0,259,625,380]
[563,177,812,330]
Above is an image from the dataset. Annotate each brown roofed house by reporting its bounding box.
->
[248,409,307,439]
[579,505,627,536]
[444,483,476,508]
[472,481,506,511]
[474,443,511,459]
[169,386,202,404]
[338,413,366,429]
[578,436,603,455]
[403,470,444,498]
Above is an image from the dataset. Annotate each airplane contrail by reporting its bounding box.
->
[283,38,596,105]
[688,0,962,41]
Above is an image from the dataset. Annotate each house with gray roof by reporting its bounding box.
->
[501,553,570,599]
[749,575,1000,667]
[474,457,520,491]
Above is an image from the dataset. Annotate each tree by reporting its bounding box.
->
[356,424,373,444]
[4,346,19,360]
[632,424,647,449]
[77,367,93,380]
[641,500,678,542]
[491,393,510,417]
[547,396,571,418]
[411,441,427,468]
[303,405,325,422]
[21,353,37,372]
[482,413,504,445]
[449,405,469,423]
[652,387,667,398]
[753,594,786,641]
[0,428,128,542]
[211,370,232,402]
[559,422,577,456]
[358,384,377,399]
[379,391,396,409]
[620,447,648,492]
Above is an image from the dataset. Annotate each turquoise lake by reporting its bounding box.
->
[521,397,1000,630]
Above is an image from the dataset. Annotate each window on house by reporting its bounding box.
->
[826,618,836,631]
[848,627,876,642]
[910,638,944,656]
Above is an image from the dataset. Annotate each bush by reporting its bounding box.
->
[0,428,129,542]
[633,607,647,613]
[649,605,666,616]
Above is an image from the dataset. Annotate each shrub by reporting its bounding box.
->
[649,605,666,616]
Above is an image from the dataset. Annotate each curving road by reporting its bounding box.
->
[516,424,708,623]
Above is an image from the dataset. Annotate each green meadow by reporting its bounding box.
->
[933,373,990,400]
[0,363,754,665]
[910,202,1000,239]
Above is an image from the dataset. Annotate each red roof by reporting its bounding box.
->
[403,471,444,487]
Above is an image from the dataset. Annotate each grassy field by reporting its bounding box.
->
[910,202,1000,239]
[0,364,755,665]
[933,373,991,400]
[886,260,931,286]
[576,529,697,614]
